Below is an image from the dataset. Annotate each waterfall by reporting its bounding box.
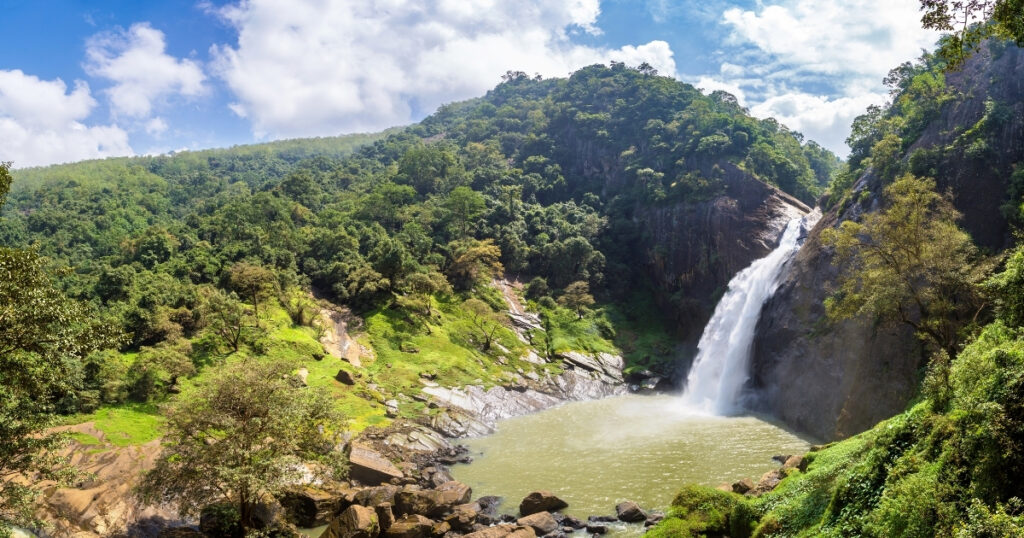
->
[680,215,812,415]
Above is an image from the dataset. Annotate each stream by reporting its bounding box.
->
[449,394,810,529]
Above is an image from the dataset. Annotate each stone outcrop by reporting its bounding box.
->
[637,162,810,351]
[614,501,646,523]
[516,511,559,535]
[321,505,380,538]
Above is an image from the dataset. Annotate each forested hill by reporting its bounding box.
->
[0,62,837,352]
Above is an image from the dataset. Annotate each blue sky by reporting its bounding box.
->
[0,0,940,168]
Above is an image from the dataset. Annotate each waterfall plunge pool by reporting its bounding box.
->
[449,394,811,528]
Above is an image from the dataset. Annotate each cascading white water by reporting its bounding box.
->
[680,216,810,415]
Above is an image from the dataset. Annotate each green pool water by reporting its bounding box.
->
[449,394,811,523]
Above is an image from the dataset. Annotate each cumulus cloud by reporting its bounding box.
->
[696,0,941,155]
[0,70,131,168]
[211,0,677,138]
[85,23,206,119]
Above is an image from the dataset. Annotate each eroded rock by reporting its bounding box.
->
[516,511,559,535]
[350,444,404,486]
[519,491,567,516]
[615,501,646,523]
[321,505,380,538]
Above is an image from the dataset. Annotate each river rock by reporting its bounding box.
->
[375,503,396,532]
[280,487,341,528]
[752,469,784,495]
[436,481,472,506]
[519,491,568,516]
[350,444,404,486]
[615,501,646,523]
[464,525,536,538]
[645,512,665,527]
[429,468,455,487]
[444,505,479,532]
[395,488,446,518]
[382,515,434,538]
[355,485,401,507]
[783,455,806,473]
[321,505,380,538]
[585,524,608,535]
[554,514,585,529]
[517,512,559,535]
[731,478,755,495]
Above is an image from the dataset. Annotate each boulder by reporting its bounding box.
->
[782,455,806,473]
[382,515,434,538]
[645,512,665,527]
[431,520,451,536]
[752,470,784,495]
[375,503,396,533]
[320,505,380,538]
[731,478,755,495]
[615,501,646,523]
[395,488,446,518]
[464,525,536,538]
[280,487,341,528]
[429,468,455,487]
[350,444,404,486]
[476,496,502,516]
[444,505,479,532]
[516,512,559,535]
[436,481,472,506]
[518,491,568,516]
[336,370,356,385]
[296,368,310,386]
[554,514,584,529]
[355,485,401,507]
[585,524,608,535]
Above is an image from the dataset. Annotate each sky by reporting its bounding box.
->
[0,0,942,168]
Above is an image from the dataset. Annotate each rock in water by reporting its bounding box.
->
[615,501,646,522]
[349,444,404,485]
[321,505,380,538]
[517,512,559,535]
[519,491,568,516]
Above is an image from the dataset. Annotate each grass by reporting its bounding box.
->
[67,432,102,446]
[75,403,165,447]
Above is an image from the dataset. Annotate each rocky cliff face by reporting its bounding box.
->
[637,163,810,355]
[751,43,1024,441]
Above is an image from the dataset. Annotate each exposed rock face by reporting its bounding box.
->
[637,163,810,349]
[751,44,1024,441]
[280,487,341,528]
[423,367,626,437]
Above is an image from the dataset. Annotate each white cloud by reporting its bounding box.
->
[697,0,942,155]
[749,91,886,152]
[145,116,168,136]
[85,23,206,119]
[0,70,132,168]
[211,0,677,138]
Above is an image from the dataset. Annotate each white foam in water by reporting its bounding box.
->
[680,215,814,415]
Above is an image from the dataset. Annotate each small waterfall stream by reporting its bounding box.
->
[680,215,813,415]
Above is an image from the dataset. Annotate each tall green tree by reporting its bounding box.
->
[823,174,983,358]
[138,359,347,533]
[559,280,596,319]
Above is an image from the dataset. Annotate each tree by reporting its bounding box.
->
[0,161,11,210]
[138,359,347,534]
[463,298,505,351]
[558,280,596,319]
[446,239,504,291]
[398,271,451,331]
[200,286,251,353]
[228,262,277,318]
[920,0,1024,67]
[127,341,195,401]
[822,174,983,359]
[0,247,121,531]
[444,186,486,238]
